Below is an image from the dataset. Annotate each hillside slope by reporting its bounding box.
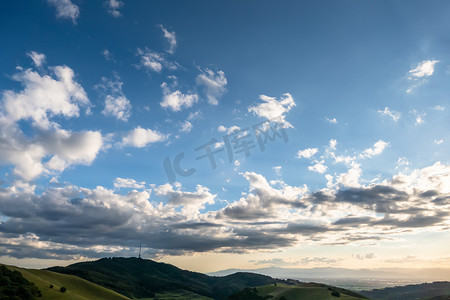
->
[360,281,450,300]
[5,264,130,300]
[48,257,287,299]
[228,283,367,300]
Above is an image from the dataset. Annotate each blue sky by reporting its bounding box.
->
[0,0,449,271]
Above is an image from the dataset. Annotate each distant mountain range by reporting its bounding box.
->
[208,266,450,281]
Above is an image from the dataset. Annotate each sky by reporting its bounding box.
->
[0,0,449,273]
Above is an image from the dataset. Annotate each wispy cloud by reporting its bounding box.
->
[159,25,177,54]
[105,0,124,17]
[47,0,80,24]
[378,107,401,121]
[196,69,227,105]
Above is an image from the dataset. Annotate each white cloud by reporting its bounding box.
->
[407,60,439,93]
[217,125,240,135]
[103,95,131,121]
[326,117,338,124]
[409,60,439,79]
[308,161,328,174]
[160,82,199,112]
[136,48,177,73]
[154,183,216,218]
[336,163,362,188]
[297,148,318,159]
[180,121,193,133]
[0,58,104,181]
[196,69,227,105]
[122,127,167,148]
[1,66,90,129]
[26,51,46,67]
[329,139,337,150]
[44,128,103,172]
[360,140,389,159]
[248,93,295,128]
[187,110,202,121]
[432,105,445,111]
[114,178,145,189]
[47,0,80,24]
[101,49,113,61]
[434,139,444,145]
[105,0,123,17]
[160,25,177,54]
[378,107,401,121]
[98,76,132,121]
[273,166,282,176]
[410,110,425,126]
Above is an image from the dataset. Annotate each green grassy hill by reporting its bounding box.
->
[228,283,367,300]
[5,265,130,300]
[48,257,286,299]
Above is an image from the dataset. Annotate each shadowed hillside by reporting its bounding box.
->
[48,257,286,299]
[360,281,450,300]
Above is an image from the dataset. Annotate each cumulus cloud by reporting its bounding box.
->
[409,60,439,79]
[196,69,227,105]
[121,127,167,148]
[378,107,401,121]
[43,128,103,172]
[0,162,449,259]
[407,60,439,93]
[297,148,318,159]
[360,140,389,159]
[217,125,240,135]
[47,0,80,24]
[1,66,90,129]
[0,59,103,181]
[114,178,146,189]
[159,25,177,54]
[98,76,132,121]
[105,0,123,17]
[326,117,338,124]
[248,93,295,128]
[136,48,178,73]
[160,82,199,112]
[180,120,193,133]
[308,161,328,174]
[26,51,46,67]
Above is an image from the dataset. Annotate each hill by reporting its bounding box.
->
[0,265,41,299]
[360,281,450,300]
[228,283,367,300]
[4,264,130,300]
[48,257,286,299]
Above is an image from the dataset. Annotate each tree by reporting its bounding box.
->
[331,290,340,297]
